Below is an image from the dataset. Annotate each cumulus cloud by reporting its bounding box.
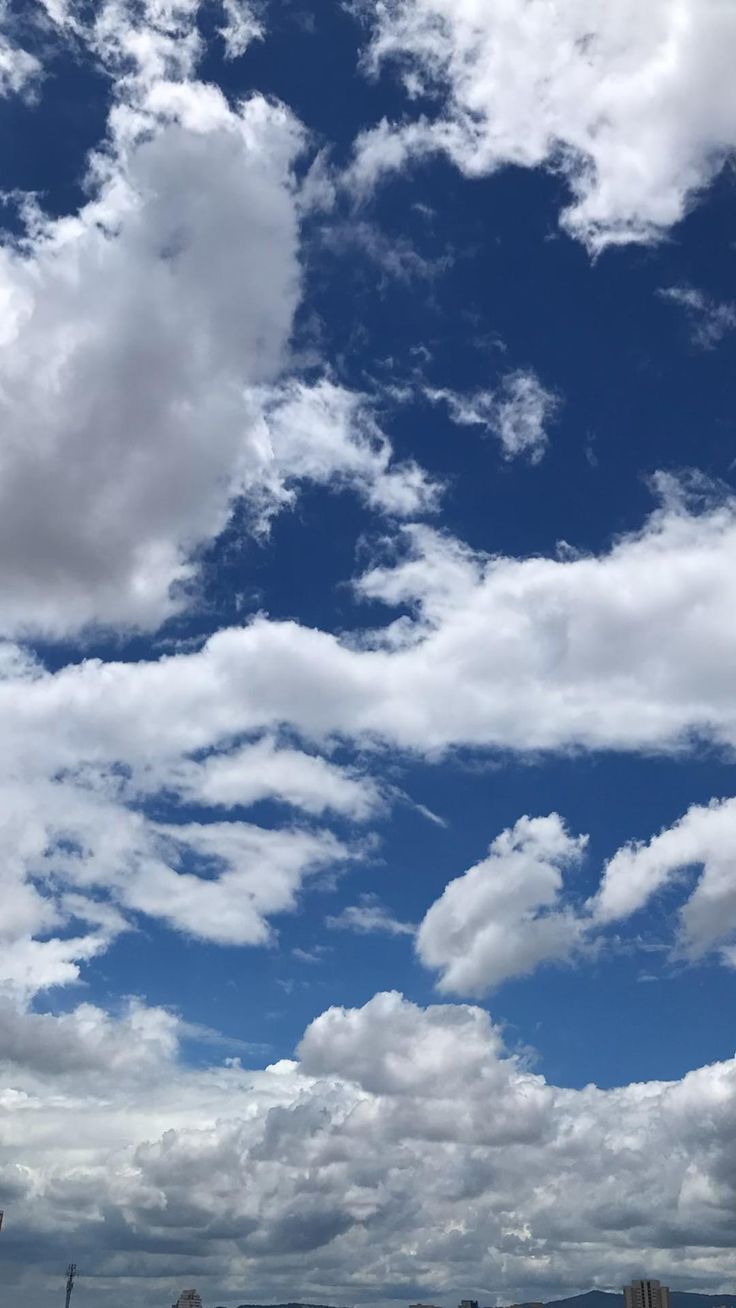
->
[427,369,560,462]
[0,8,437,641]
[0,995,180,1079]
[417,814,588,994]
[0,85,304,639]
[7,483,736,993]
[5,990,736,1307]
[659,285,736,349]
[5,484,736,763]
[351,0,736,250]
[593,796,736,965]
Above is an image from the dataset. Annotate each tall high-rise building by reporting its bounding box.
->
[624,1280,670,1308]
[172,1292,203,1308]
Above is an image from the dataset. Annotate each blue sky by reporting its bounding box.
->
[3,2,736,1307]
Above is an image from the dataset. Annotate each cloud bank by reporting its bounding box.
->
[5,991,736,1308]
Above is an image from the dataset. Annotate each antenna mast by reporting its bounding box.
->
[65,1264,77,1308]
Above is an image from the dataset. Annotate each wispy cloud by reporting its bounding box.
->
[326,893,416,937]
[426,369,560,463]
[659,284,736,348]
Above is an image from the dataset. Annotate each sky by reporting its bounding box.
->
[2,2,736,1306]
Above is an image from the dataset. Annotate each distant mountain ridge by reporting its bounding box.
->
[543,1294,736,1308]
[219,1291,736,1308]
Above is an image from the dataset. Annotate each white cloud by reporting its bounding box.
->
[0,0,452,1006]
[6,990,736,1306]
[38,0,263,81]
[152,736,381,819]
[427,369,559,462]
[126,817,347,946]
[0,773,350,997]
[0,12,437,641]
[5,484,736,995]
[251,378,441,523]
[352,0,736,250]
[0,82,301,638]
[326,893,415,936]
[0,932,116,998]
[5,483,736,766]
[417,814,587,994]
[218,0,263,58]
[0,995,180,1079]
[0,31,40,99]
[593,796,736,965]
[660,284,736,348]
[91,0,206,85]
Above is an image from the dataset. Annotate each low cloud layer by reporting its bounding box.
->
[4,991,736,1308]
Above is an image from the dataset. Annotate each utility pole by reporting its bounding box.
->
[65,1264,77,1308]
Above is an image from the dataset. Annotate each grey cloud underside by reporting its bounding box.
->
[4,993,736,1308]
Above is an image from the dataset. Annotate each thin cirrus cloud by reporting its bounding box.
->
[426,369,560,463]
[326,893,416,937]
[659,284,736,349]
[350,0,736,250]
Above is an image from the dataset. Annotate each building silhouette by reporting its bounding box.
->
[624,1280,671,1308]
[172,1292,203,1308]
